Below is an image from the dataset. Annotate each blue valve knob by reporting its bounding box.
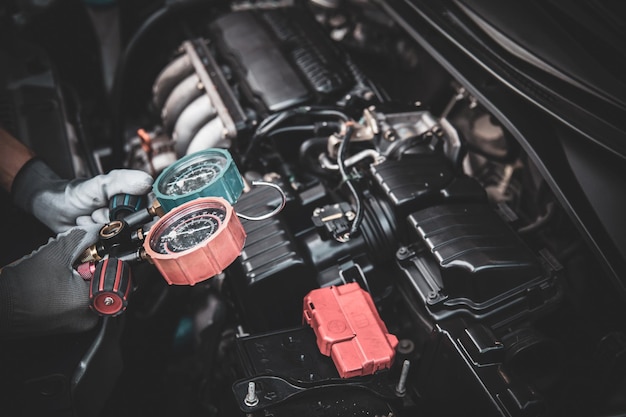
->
[109,193,146,221]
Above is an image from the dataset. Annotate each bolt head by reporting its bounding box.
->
[244,397,259,407]
[397,339,415,354]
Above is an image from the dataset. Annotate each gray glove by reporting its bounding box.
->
[13,159,154,233]
[0,224,102,338]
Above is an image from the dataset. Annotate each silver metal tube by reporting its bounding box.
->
[318,149,382,170]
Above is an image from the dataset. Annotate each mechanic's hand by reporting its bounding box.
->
[0,224,102,338]
[12,159,153,233]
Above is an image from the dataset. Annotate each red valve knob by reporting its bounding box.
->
[89,257,132,316]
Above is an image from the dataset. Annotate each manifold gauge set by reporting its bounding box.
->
[76,148,286,316]
[82,148,285,316]
[145,148,283,285]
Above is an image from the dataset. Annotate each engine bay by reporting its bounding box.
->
[1,1,625,416]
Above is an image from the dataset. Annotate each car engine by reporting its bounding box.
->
[1,1,625,416]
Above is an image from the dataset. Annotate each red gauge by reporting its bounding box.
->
[143,197,246,285]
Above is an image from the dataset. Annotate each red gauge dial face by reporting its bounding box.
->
[143,197,246,286]
[151,207,226,254]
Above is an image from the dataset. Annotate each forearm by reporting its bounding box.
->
[2,128,154,232]
[0,128,36,193]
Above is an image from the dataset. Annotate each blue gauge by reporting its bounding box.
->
[154,148,244,212]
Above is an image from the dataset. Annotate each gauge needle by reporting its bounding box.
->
[164,224,216,240]
[167,171,217,189]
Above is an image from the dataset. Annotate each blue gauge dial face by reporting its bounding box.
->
[158,155,227,196]
[150,206,227,254]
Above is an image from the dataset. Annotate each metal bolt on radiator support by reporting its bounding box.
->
[244,381,259,407]
[395,360,410,397]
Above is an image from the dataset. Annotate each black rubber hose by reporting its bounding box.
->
[337,124,364,238]
[110,5,170,167]
[243,106,350,165]
[298,136,333,178]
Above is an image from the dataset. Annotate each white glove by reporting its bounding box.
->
[12,159,153,233]
[0,224,102,338]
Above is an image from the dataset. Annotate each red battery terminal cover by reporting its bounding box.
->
[303,282,398,378]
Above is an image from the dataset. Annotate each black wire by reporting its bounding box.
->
[267,125,315,139]
[260,106,350,133]
[337,124,364,238]
[255,108,293,133]
[254,110,296,137]
[243,106,351,165]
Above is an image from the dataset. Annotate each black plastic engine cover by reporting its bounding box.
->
[370,153,486,220]
[211,7,353,112]
[397,203,561,325]
[230,185,317,332]
[409,203,544,302]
